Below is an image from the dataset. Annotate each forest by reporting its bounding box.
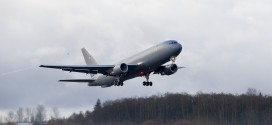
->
[50,88,272,125]
[2,88,272,125]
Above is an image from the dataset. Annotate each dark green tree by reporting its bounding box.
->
[94,99,102,111]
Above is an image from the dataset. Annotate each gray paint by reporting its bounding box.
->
[40,40,182,87]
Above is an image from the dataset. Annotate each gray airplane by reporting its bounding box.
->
[40,40,183,88]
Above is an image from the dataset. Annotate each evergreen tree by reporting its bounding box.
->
[94,99,102,111]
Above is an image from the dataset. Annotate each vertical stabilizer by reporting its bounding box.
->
[81,48,98,65]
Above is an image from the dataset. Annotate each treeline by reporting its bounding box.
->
[0,105,60,125]
[51,88,272,125]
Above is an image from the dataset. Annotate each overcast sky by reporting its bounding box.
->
[1,0,272,118]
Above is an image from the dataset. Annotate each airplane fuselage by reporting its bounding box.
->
[90,40,182,87]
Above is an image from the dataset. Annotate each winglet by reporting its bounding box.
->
[81,48,98,65]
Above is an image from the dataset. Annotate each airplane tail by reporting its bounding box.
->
[81,48,98,65]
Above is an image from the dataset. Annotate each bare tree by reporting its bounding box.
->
[6,111,16,123]
[25,107,32,122]
[25,107,37,123]
[0,115,3,123]
[246,88,258,96]
[51,107,60,120]
[16,107,24,123]
[35,105,46,124]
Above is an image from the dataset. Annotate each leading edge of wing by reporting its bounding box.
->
[39,64,138,70]
[39,64,114,69]
[39,65,114,71]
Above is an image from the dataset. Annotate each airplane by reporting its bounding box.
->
[40,40,183,88]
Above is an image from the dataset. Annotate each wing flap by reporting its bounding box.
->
[61,69,98,74]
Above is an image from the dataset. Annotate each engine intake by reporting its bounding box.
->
[161,64,178,75]
[110,63,128,76]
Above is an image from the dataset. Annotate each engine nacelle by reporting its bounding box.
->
[161,64,178,75]
[110,63,128,76]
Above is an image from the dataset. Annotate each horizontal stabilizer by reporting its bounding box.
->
[59,79,95,82]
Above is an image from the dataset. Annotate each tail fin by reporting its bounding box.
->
[81,48,98,65]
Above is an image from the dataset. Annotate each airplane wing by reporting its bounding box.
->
[40,65,114,75]
[39,64,138,75]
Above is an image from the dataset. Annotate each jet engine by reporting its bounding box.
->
[110,63,128,76]
[161,64,178,75]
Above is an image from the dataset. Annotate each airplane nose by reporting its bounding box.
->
[175,42,182,56]
[178,43,182,51]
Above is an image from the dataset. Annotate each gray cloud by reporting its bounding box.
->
[1,0,272,117]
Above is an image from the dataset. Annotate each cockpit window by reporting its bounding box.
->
[169,41,177,44]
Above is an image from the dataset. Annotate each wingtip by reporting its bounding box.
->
[39,65,44,67]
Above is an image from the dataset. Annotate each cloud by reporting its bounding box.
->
[0,0,272,117]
